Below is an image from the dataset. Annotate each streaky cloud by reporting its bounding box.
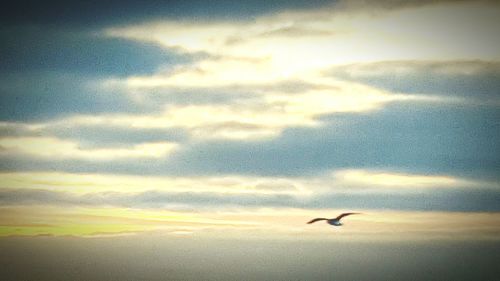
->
[0,136,178,161]
[328,60,500,105]
[1,187,500,211]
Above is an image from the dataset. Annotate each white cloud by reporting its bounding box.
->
[84,81,446,139]
[0,169,490,197]
[94,0,497,140]
[0,137,177,161]
[331,169,482,189]
[105,0,500,79]
[1,77,442,141]
[329,60,500,78]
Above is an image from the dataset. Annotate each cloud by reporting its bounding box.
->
[328,60,500,104]
[0,0,498,200]
[0,166,492,195]
[0,72,157,122]
[333,0,472,12]
[1,77,442,141]
[92,0,499,141]
[331,170,481,189]
[1,167,495,216]
[0,25,194,122]
[0,188,298,209]
[4,0,494,142]
[164,102,500,178]
[48,127,187,149]
[1,184,499,211]
[0,0,335,27]
[1,101,498,179]
[0,0,499,250]
[94,80,443,140]
[103,0,500,106]
[0,137,178,161]
[0,26,186,76]
[0,171,309,194]
[105,0,500,67]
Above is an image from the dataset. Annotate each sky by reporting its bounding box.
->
[1,0,500,279]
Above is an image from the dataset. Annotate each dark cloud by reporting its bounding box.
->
[0,72,151,121]
[0,0,481,29]
[0,24,317,122]
[0,26,185,76]
[0,0,334,27]
[0,24,191,121]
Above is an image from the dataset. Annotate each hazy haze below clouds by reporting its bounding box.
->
[1,236,500,281]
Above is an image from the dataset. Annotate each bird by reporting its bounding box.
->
[307,212,361,226]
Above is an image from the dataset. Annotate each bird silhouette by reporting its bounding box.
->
[307,212,361,226]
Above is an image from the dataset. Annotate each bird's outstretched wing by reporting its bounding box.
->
[307,218,328,224]
[335,213,361,221]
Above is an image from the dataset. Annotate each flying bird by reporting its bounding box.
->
[307,212,361,226]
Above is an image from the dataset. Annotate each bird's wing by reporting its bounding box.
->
[307,218,328,224]
[335,213,361,221]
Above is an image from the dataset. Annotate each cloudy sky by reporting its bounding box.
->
[2,1,500,280]
[0,0,499,245]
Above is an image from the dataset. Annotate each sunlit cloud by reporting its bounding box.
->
[94,0,499,141]
[105,0,500,87]
[0,171,308,195]
[0,137,177,160]
[2,169,487,193]
[329,60,500,78]
[332,169,482,189]
[0,80,443,141]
